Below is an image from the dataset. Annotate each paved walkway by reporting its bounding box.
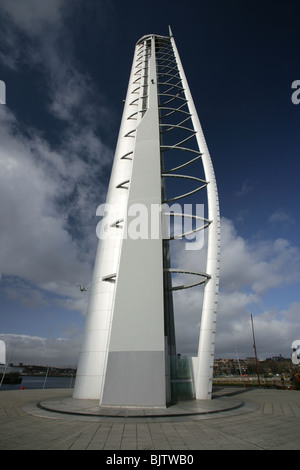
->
[1,387,300,450]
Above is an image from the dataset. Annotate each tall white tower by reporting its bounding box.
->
[73,29,220,406]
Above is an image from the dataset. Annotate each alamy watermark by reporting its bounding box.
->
[96,202,206,251]
[0,80,6,104]
[291,80,300,105]
[291,340,300,365]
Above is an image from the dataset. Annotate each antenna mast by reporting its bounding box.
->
[251,313,261,387]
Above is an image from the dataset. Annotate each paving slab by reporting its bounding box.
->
[1,387,300,450]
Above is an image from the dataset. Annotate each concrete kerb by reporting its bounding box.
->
[23,387,259,423]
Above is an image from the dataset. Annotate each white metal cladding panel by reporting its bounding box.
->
[100,37,167,405]
[73,42,146,399]
[101,351,166,407]
[75,351,106,375]
[104,38,165,355]
[73,376,101,399]
[80,329,109,353]
[85,291,111,314]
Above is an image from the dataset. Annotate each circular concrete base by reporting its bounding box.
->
[24,388,259,422]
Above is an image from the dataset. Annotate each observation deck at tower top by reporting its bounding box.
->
[136,26,173,45]
[136,34,168,45]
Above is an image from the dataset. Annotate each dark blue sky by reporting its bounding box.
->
[0,0,300,365]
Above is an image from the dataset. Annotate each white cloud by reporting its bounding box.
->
[171,217,300,359]
[0,2,112,315]
[0,100,112,312]
[3,278,49,310]
[0,0,110,133]
[280,302,300,323]
[0,0,66,70]
[0,0,65,33]
[0,106,93,286]
[235,179,253,197]
[220,218,300,294]
[0,1,299,367]
[0,331,81,367]
[268,209,295,226]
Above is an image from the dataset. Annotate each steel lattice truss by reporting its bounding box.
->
[154,36,212,291]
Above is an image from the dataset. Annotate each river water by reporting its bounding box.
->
[0,375,74,391]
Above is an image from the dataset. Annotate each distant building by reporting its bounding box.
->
[213,355,292,376]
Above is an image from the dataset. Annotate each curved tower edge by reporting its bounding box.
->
[73,44,143,400]
[170,33,221,400]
